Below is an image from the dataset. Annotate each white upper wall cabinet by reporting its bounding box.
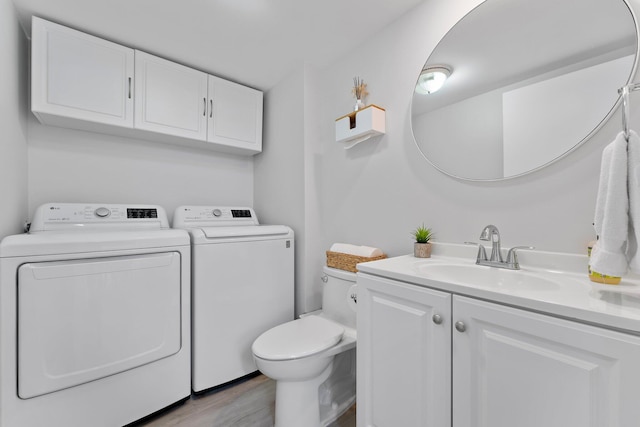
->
[207,75,263,154]
[31,16,134,128]
[30,17,263,156]
[134,51,208,141]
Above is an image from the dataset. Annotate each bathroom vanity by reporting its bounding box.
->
[356,244,640,427]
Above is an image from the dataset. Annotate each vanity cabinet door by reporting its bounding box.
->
[452,295,640,427]
[31,17,134,128]
[134,51,208,140]
[207,75,263,154]
[357,273,451,427]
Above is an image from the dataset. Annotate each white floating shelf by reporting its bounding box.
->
[335,104,386,149]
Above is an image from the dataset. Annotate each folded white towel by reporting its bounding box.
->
[591,131,630,276]
[357,245,384,257]
[329,243,384,258]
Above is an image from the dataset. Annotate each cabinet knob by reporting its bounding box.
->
[455,321,466,333]
[432,314,443,325]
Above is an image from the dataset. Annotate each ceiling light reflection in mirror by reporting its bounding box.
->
[410,0,638,181]
[416,66,452,94]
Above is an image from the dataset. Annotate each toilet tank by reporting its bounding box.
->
[322,266,357,329]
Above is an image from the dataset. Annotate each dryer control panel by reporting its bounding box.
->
[173,206,259,228]
[29,203,170,232]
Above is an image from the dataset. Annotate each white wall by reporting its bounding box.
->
[27,120,253,222]
[316,0,639,265]
[302,64,325,314]
[254,67,306,313]
[255,64,324,315]
[0,0,28,238]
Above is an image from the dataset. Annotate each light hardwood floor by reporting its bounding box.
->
[134,374,356,427]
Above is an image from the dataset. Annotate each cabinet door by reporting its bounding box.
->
[135,51,208,140]
[453,295,640,427]
[357,274,451,427]
[207,75,263,154]
[31,17,134,128]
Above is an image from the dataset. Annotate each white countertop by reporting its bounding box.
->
[356,243,640,334]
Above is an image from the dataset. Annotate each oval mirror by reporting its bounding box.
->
[411,0,639,181]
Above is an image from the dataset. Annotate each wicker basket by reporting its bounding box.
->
[326,250,387,273]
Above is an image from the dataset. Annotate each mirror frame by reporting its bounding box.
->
[410,0,640,182]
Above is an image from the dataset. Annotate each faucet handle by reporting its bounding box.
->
[464,241,488,262]
[505,246,535,269]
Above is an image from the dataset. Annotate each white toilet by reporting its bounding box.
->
[252,266,357,427]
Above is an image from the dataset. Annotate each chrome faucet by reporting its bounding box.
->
[480,224,502,263]
[466,225,534,270]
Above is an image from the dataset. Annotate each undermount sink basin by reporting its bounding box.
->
[417,263,560,292]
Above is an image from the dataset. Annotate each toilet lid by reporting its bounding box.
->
[252,315,345,361]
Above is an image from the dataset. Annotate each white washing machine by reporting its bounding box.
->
[0,203,191,427]
[173,206,294,393]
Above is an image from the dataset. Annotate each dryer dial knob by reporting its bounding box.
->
[94,207,111,218]
[212,209,222,217]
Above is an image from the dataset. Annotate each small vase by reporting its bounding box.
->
[354,98,365,111]
[414,242,432,258]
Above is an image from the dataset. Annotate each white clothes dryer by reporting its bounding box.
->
[173,206,294,393]
[0,203,191,427]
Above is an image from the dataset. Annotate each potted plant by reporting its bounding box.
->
[412,224,433,258]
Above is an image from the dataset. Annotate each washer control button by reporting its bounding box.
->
[94,207,111,218]
[212,209,222,217]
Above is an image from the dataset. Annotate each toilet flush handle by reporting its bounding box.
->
[321,274,328,283]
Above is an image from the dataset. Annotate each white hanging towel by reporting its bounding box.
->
[627,130,640,272]
[591,131,630,276]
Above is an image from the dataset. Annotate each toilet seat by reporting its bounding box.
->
[252,315,344,361]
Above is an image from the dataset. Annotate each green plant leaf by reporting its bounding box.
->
[411,224,433,243]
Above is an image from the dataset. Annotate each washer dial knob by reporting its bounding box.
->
[94,207,111,218]
[212,209,222,217]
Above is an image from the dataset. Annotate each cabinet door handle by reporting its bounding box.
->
[455,321,466,333]
[432,314,443,325]
[203,98,207,117]
[210,99,213,118]
[128,77,132,99]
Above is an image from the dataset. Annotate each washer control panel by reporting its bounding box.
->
[173,206,259,227]
[94,207,111,218]
[231,209,252,218]
[29,203,169,232]
[126,208,159,219]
